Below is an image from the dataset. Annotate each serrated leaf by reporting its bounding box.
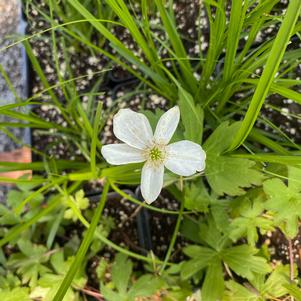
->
[101,285,125,301]
[206,155,263,196]
[263,177,301,238]
[128,275,163,300]
[178,87,204,143]
[111,254,133,295]
[222,245,271,280]
[204,122,263,196]
[8,240,50,287]
[229,196,274,245]
[224,265,290,300]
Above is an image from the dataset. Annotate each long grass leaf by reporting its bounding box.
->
[230,0,301,150]
[53,181,109,301]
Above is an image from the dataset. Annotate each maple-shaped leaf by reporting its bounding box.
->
[223,265,291,301]
[263,166,301,238]
[181,217,271,300]
[204,122,263,196]
[7,239,51,287]
[229,195,274,245]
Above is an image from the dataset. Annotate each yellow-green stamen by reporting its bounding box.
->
[149,147,163,161]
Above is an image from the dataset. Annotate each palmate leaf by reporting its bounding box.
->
[263,166,301,238]
[181,217,270,300]
[7,239,51,287]
[127,275,164,300]
[101,254,163,301]
[182,243,270,300]
[223,265,290,301]
[222,245,271,280]
[204,122,263,196]
[229,196,274,245]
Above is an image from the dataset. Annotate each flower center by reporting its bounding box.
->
[149,147,163,161]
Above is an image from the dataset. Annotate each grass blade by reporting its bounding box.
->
[230,0,301,150]
[53,181,109,301]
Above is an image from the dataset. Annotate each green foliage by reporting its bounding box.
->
[204,122,264,196]
[1,0,301,300]
[7,239,51,287]
[63,190,90,222]
[178,87,204,144]
[101,254,164,301]
[181,218,271,300]
[223,265,291,301]
[264,166,301,238]
[229,194,274,245]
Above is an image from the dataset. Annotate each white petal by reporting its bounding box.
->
[113,109,153,149]
[101,144,145,165]
[141,163,164,204]
[154,106,180,144]
[165,140,206,176]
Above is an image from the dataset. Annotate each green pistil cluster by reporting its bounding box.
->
[149,147,163,162]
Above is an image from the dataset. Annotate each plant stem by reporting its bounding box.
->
[159,198,184,274]
[288,238,295,301]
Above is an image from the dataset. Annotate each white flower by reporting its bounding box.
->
[101,106,206,204]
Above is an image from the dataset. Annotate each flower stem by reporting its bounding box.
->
[159,198,184,274]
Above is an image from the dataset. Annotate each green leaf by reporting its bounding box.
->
[101,285,124,301]
[229,196,274,245]
[263,177,301,238]
[202,260,224,301]
[222,245,271,280]
[184,182,210,213]
[178,87,204,144]
[288,166,301,193]
[223,280,258,301]
[263,265,290,298]
[7,240,51,287]
[111,254,133,295]
[181,246,217,280]
[283,283,301,301]
[204,122,263,196]
[128,275,163,300]
[0,287,31,301]
[224,265,290,300]
[230,0,301,149]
